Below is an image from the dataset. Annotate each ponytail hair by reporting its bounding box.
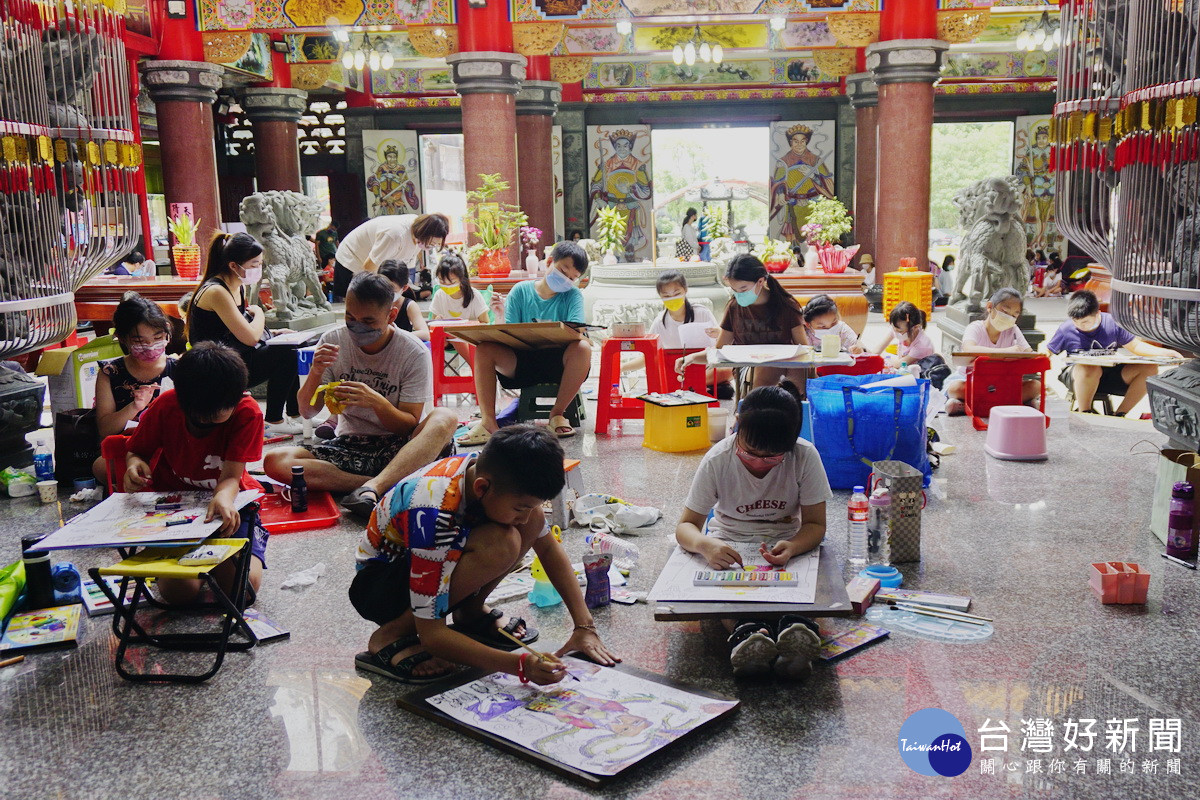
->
[437,252,473,308]
[724,254,802,340]
[202,231,262,286]
[656,270,694,325]
[887,300,926,330]
[737,378,803,453]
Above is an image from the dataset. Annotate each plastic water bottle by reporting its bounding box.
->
[1167,481,1197,562]
[585,529,640,567]
[848,485,869,566]
[33,438,54,480]
[528,556,563,607]
[867,487,892,566]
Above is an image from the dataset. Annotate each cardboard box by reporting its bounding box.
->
[35,335,121,414]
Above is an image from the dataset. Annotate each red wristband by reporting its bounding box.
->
[517,652,529,684]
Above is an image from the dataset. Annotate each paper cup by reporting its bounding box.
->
[36,480,58,504]
[821,333,841,359]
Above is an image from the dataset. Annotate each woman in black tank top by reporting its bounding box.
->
[378,259,430,341]
[186,232,300,429]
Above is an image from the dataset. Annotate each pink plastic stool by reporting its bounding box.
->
[983,405,1048,461]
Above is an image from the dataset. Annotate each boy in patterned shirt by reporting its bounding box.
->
[350,425,619,684]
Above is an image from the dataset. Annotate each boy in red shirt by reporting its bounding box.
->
[125,342,268,603]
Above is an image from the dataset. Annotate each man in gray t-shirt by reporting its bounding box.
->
[265,273,456,507]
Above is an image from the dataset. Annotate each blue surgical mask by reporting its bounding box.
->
[346,319,384,346]
[545,269,575,294]
[732,287,759,307]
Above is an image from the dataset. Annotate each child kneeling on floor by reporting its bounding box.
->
[124,342,269,605]
[350,425,620,684]
[674,380,831,679]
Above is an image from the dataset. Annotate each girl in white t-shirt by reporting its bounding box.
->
[944,287,1038,415]
[674,380,832,680]
[431,253,489,323]
[645,271,732,396]
[801,294,863,354]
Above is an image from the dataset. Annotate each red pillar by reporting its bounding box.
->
[867,0,945,278]
[517,65,561,248]
[241,41,306,193]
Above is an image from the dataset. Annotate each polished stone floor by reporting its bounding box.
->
[2,302,1197,799]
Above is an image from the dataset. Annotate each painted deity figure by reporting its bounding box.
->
[950,177,1029,312]
[770,123,836,244]
[366,144,419,215]
[589,130,652,260]
[1016,124,1055,250]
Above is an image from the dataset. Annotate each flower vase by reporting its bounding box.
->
[803,247,820,273]
[817,243,861,274]
[764,257,790,274]
[172,244,201,280]
[476,248,511,279]
[525,250,540,274]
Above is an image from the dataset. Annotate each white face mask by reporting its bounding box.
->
[991,310,1018,331]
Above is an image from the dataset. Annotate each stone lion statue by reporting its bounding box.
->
[949,177,1029,312]
[238,191,330,324]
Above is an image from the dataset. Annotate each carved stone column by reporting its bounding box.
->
[516,80,561,249]
[241,87,307,192]
[141,60,224,245]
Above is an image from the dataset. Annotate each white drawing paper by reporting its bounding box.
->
[717,344,812,364]
[649,543,820,604]
[35,490,263,551]
[425,657,736,776]
[677,322,718,349]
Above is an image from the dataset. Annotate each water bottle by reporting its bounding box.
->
[610,382,623,434]
[33,438,54,481]
[848,486,869,566]
[584,529,640,568]
[290,465,308,514]
[867,487,892,566]
[528,556,563,607]
[1167,481,1197,562]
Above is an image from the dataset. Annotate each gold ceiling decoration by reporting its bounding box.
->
[811,49,858,78]
[291,64,331,91]
[549,56,591,84]
[937,8,991,44]
[202,31,253,64]
[825,13,881,48]
[513,23,566,56]
[408,26,459,59]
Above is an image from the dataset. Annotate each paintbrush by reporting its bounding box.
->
[886,600,992,622]
[496,627,580,681]
[886,603,988,626]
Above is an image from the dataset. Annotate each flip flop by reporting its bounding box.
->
[548,414,575,438]
[353,635,457,684]
[341,486,380,522]
[456,422,492,447]
[452,607,539,650]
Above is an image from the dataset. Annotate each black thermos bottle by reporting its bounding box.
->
[21,536,55,610]
[290,465,308,514]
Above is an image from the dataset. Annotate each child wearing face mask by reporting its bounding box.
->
[675,379,831,680]
[188,232,302,437]
[943,288,1036,416]
[872,301,935,369]
[629,271,732,397]
[431,252,490,324]
[801,295,863,354]
[92,293,178,482]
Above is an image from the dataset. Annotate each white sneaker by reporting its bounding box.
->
[265,418,303,437]
[729,623,777,678]
[774,618,823,680]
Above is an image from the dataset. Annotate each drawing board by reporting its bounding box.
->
[399,657,738,786]
[445,322,589,351]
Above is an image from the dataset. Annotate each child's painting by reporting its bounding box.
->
[768,120,837,244]
[1013,114,1062,254]
[421,658,737,779]
[362,130,422,218]
[587,125,653,262]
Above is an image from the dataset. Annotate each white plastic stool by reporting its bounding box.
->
[984,405,1048,461]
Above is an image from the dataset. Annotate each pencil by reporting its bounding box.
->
[889,604,988,626]
[0,655,25,668]
[888,600,993,622]
[495,627,580,681]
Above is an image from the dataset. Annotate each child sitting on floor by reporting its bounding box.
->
[674,380,831,680]
[124,342,268,605]
[944,287,1038,416]
[350,425,619,684]
[872,301,935,370]
[802,294,864,354]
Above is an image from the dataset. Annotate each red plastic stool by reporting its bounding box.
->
[965,354,1051,431]
[430,321,479,406]
[595,335,670,435]
[661,348,720,407]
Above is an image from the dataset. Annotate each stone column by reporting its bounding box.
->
[846,72,879,270]
[446,51,526,257]
[141,60,224,245]
[516,80,561,251]
[241,87,308,193]
[866,39,947,279]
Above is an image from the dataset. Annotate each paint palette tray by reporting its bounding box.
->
[693,570,798,586]
[865,606,993,642]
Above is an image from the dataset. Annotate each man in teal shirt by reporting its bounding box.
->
[458,242,590,444]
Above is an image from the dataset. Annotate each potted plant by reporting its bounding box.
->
[594,206,627,265]
[755,238,794,274]
[168,211,202,280]
[464,173,527,279]
[801,197,859,274]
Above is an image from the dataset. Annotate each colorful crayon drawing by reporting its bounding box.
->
[425,657,735,776]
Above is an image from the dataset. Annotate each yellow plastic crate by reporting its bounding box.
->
[883,258,933,320]
[642,397,711,453]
